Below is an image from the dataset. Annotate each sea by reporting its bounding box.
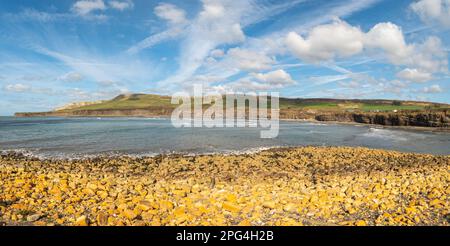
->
[0,116,449,159]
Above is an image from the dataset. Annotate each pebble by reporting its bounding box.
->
[26,214,41,222]
[0,147,448,226]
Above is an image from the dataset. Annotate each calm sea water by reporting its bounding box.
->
[0,116,449,158]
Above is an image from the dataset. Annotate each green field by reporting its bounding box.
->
[59,93,448,113]
[63,94,174,111]
[359,104,425,112]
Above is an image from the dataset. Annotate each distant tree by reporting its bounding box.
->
[392,100,402,106]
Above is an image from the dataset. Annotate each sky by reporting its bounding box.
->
[0,0,449,115]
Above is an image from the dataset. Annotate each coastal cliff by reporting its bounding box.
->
[313,110,450,128]
[15,109,450,128]
[14,94,450,128]
[15,108,172,118]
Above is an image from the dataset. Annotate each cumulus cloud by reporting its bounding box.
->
[364,22,413,65]
[411,0,450,28]
[71,0,133,18]
[285,19,364,63]
[410,36,448,73]
[58,72,84,82]
[154,3,187,25]
[366,25,447,74]
[286,20,415,65]
[226,48,275,71]
[109,0,134,11]
[251,69,295,86]
[396,68,433,82]
[285,19,448,81]
[421,84,443,93]
[194,1,246,45]
[3,83,31,93]
[200,0,226,19]
[72,0,106,16]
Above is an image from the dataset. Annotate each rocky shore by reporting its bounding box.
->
[314,111,450,128]
[16,109,450,129]
[0,147,448,226]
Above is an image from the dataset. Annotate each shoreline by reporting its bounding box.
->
[2,142,449,162]
[280,118,450,133]
[1,146,448,226]
[7,115,450,133]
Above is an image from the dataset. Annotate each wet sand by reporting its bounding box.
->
[0,146,448,226]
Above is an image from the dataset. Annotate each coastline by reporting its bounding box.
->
[8,114,450,133]
[280,118,450,133]
[1,146,448,226]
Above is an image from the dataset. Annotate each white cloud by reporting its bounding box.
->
[338,80,361,89]
[225,79,275,91]
[364,22,413,65]
[109,0,134,11]
[154,3,187,25]
[285,19,448,82]
[210,49,225,58]
[251,69,295,86]
[126,3,188,54]
[365,25,447,73]
[421,84,443,93]
[58,72,84,82]
[396,68,432,82]
[211,69,295,92]
[226,48,275,71]
[72,0,106,16]
[155,0,248,88]
[3,83,31,93]
[410,36,448,73]
[411,0,450,28]
[6,9,71,22]
[200,0,226,19]
[124,0,386,93]
[194,1,246,45]
[285,19,365,63]
[126,27,185,54]
[307,74,352,86]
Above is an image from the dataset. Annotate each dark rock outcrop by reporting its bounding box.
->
[314,110,449,127]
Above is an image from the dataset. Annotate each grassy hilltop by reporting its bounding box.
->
[57,93,447,113]
[15,94,450,128]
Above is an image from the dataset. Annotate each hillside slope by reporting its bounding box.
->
[15,94,450,128]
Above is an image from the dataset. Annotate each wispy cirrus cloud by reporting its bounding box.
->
[109,0,134,11]
[72,0,107,16]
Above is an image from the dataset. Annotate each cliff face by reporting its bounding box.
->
[314,111,450,127]
[15,108,172,118]
[15,108,450,128]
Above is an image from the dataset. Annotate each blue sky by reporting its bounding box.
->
[0,0,449,115]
